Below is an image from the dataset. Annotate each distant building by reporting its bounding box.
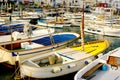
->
[97,0,120,9]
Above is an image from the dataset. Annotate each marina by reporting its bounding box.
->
[0,26,120,80]
[0,0,120,80]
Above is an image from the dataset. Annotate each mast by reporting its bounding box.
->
[67,0,69,13]
[0,3,3,14]
[110,7,114,28]
[14,53,21,79]
[80,2,84,51]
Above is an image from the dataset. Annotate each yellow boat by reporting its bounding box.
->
[20,40,110,78]
[72,40,109,55]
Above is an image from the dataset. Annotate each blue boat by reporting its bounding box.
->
[0,23,36,35]
[32,32,80,46]
[0,32,80,67]
[0,23,24,35]
[1,32,80,50]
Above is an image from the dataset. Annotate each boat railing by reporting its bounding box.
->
[24,60,40,68]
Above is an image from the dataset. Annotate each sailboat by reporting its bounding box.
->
[0,24,55,43]
[38,7,71,28]
[0,31,80,67]
[19,4,110,79]
[84,7,120,37]
[74,47,120,80]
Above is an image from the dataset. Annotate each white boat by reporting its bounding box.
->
[38,17,71,28]
[18,5,109,79]
[20,40,109,78]
[64,12,81,26]
[0,25,55,43]
[38,20,64,28]
[84,7,120,37]
[84,22,120,37]
[74,47,120,80]
[0,32,80,66]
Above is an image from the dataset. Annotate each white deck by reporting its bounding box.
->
[56,48,92,60]
[0,28,54,43]
[86,65,120,80]
[110,48,120,58]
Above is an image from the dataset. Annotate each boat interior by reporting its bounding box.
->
[1,41,44,50]
[29,53,75,67]
[82,56,120,80]
[22,48,93,68]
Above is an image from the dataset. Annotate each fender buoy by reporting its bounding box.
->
[52,67,62,73]
[67,64,76,69]
[85,59,92,65]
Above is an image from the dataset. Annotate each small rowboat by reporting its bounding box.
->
[74,47,120,80]
[20,40,109,78]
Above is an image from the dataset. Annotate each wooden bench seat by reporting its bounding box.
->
[82,63,104,77]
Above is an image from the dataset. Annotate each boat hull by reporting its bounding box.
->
[84,25,120,37]
[21,56,95,78]
[74,47,120,80]
[20,40,109,78]
[0,32,80,66]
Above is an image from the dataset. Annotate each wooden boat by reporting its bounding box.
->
[38,19,64,28]
[64,12,81,26]
[0,26,55,43]
[0,32,80,66]
[20,40,110,78]
[84,22,120,37]
[74,47,120,80]
[84,7,120,37]
[38,16,71,28]
[0,23,24,35]
[18,5,109,79]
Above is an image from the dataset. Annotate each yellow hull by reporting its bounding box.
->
[71,40,109,56]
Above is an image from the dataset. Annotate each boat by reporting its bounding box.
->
[19,5,110,79]
[84,21,120,37]
[0,16,39,36]
[0,32,80,66]
[64,12,81,26]
[74,47,120,80]
[38,19,64,28]
[0,23,24,35]
[20,40,109,78]
[38,15,71,28]
[0,25,55,43]
[84,7,120,37]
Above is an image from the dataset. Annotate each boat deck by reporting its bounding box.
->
[85,64,120,80]
[26,48,92,67]
[57,48,92,61]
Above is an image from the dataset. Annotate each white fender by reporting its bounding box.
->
[12,31,20,41]
[52,67,62,73]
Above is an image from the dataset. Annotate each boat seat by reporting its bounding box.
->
[48,54,63,65]
[48,55,56,65]
[82,63,104,78]
[55,54,63,64]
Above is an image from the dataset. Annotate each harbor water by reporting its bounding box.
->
[1,26,120,80]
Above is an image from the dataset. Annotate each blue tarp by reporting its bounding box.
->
[32,34,77,46]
